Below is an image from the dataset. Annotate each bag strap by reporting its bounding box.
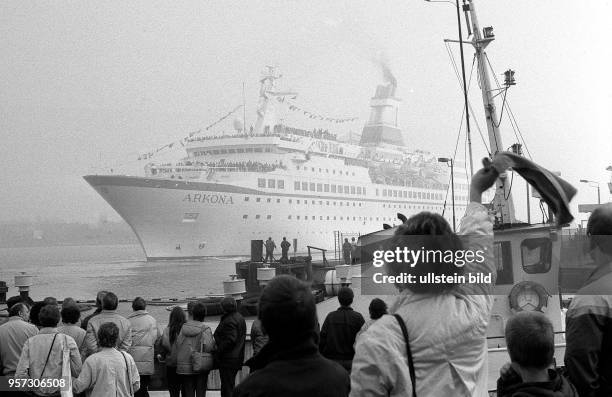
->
[120,350,133,397]
[393,314,416,397]
[40,333,59,380]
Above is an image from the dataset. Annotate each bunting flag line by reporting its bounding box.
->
[137,105,243,161]
[276,97,358,124]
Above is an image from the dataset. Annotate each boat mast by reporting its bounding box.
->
[465,0,516,224]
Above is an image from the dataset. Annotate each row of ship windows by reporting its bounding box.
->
[295,181,367,195]
[246,196,362,207]
[295,165,356,177]
[193,147,273,156]
[256,179,463,202]
[244,197,468,208]
[241,211,450,222]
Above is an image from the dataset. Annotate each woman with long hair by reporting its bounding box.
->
[160,306,187,397]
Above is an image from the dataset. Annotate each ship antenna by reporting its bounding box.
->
[465,0,516,224]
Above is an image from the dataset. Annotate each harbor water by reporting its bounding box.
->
[0,244,243,301]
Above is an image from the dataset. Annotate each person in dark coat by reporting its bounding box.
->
[235,275,349,397]
[264,237,276,263]
[319,287,365,371]
[214,297,246,397]
[497,312,577,397]
[564,203,612,397]
[81,290,108,331]
[280,237,291,263]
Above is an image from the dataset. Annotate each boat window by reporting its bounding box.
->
[258,178,266,188]
[357,187,362,195]
[382,189,387,197]
[256,198,261,202]
[236,148,244,153]
[317,183,322,192]
[521,238,552,274]
[351,186,356,194]
[363,187,366,195]
[302,182,308,190]
[220,150,227,154]
[266,215,272,219]
[295,181,300,190]
[254,148,263,152]
[244,197,249,201]
[494,241,514,285]
[268,179,275,188]
[276,199,280,203]
[243,215,248,219]
[213,150,220,154]
[344,186,349,194]
[288,215,292,219]
[331,185,337,193]
[324,184,329,192]
[256,215,261,219]
[267,198,271,202]
[278,180,284,189]
[246,148,253,153]
[265,148,271,152]
[228,149,236,153]
[310,183,315,191]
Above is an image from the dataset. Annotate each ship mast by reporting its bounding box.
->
[465,0,516,224]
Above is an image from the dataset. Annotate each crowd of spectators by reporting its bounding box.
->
[2,166,611,397]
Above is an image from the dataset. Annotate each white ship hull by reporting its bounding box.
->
[85,175,463,259]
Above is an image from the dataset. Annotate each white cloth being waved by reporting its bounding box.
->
[350,202,495,397]
[73,347,140,397]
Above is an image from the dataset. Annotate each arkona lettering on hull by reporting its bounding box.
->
[183,193,234,205]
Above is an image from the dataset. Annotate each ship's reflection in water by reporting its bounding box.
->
[0,244,241,300]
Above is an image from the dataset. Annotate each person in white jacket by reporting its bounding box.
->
[350,161,498,397]
[74,322,140,397]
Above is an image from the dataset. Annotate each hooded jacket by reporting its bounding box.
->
[497,368,578,397]
[175,320,214,375]
[127,310,160,375]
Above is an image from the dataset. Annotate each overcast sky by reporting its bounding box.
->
[1,0,610,225]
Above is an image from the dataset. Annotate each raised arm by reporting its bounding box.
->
[456,160,497,296]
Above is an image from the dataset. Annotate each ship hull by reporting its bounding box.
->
[85,175,370,259]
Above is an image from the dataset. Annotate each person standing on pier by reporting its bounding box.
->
[214,297,246,397]
[350,162,498,397]
[235,275,350,397]
[264,237,276,263]
[73,322,140,397]
[81,290,108,332]
[0,303,38,382]
[85,292,132,356]
[342,238,352,265]
[128,297,161,397]
[280,237,291,263]
[15,305,82,396]
[319,287,365,372]
[176,302,214,397]
[565,203,612,397]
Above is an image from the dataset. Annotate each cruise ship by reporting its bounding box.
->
[84,67,469,259]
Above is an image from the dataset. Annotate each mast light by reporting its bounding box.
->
[504,69,516,87]
[483,26,495,38]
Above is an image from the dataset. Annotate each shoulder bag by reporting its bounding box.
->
[393,314,416,397]
[191,327,214,372]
